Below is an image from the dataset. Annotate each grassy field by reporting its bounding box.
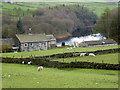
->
[52,53,119,64]
[1,2,118,16]
[1,45,119,58]
[2,63,118,88]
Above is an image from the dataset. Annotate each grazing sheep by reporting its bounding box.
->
[73,46,76,49]
[80,53,86,57]
[14,51,18,53]
[28,61,32,65]
[38,66,43,71]
[73,53,80,56]
[8,75,11,77]
[70,47,73,49]
[89,53,95,57]
[22,61,24,64]
[67,48,70,50]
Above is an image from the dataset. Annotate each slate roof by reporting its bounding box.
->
[46,35,56,41]
[83,39,117,46]
[0,38,15,45]
[16,34,56,43]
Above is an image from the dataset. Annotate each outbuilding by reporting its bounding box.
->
[80,39,117,47]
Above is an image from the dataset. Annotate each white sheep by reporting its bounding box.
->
[70,47,73,49]
[89,53,95,57]
[67,48,70,50]
[73,53,80,56]
[14,51,18,53]
[28,61,32,65]
[38,66,43,71]
[73,46,76,49]
[22,61,24,64]
[80,53,86,57]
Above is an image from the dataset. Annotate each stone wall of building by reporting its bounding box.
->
[20,41,49,52]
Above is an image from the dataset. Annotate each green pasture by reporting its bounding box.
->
[1,45,119,58]
[2,3,35,11]
[52,53,119,64]
[2,63,118,88]
[1,2,117,16]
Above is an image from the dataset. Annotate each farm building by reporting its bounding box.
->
[0,38,15,46]
[16,33,56,52]
[80,39,117,47]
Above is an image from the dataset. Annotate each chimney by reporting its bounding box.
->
[28,28,32,35]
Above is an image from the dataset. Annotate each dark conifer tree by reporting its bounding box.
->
[17,18,25,34]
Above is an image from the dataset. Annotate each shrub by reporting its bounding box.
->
[2,42,13,53]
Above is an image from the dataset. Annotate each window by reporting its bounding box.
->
[39,42,42,47]
[29,43,34,47]
[44,42,47,47]
[24,43,28,47]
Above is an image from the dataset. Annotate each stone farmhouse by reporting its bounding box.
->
[16,33,56,52]
[80,39,117,47]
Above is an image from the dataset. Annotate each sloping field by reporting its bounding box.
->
[2,63,118,88]
[1,2,118,16]
[1,45,119,58]
[52,53,119,64]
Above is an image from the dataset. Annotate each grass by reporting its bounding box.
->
[1,2,118,16]
[52,53,119,64]
[2,3,35,11]
[1,45,119,58]
[2,63,118,88]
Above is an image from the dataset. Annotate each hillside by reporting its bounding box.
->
[1,2,118,40]
[2,3,98,39]
[1,2,118,16]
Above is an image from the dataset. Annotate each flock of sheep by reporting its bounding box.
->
[21,47,95,72]
[80,53,95,57]
[67,46,76,50]
[67,47,96,57]
[22,61,43,71]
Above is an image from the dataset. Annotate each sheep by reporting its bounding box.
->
[67,48,70,50]
[73,46,76,49]
[73,53,80,56]
[38,66,43,71]
[14,51,18,53]
[28,61,32,65]
[8,75,11,77]
[80,53,86,57]
[89,53,95,57]
[22,61,24,64]
[70,47,73,49]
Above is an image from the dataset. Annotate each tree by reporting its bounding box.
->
[2,42,13,53]
[94,7,120,44]
[17,18,25,34]
[95,8,111,38]
[2,24,17,38]
[2,14,11,25]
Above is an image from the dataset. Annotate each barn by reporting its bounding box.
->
[80,39,117,47]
